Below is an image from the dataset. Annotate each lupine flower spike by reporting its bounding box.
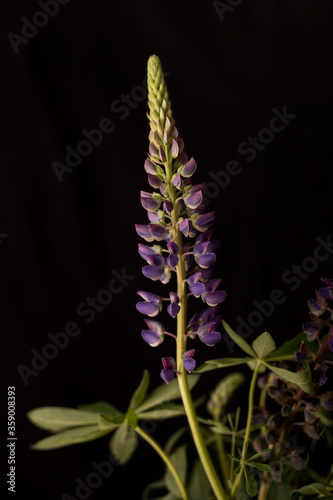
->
[135,55,226,381]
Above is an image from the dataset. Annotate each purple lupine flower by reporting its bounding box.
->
[294,341,307,362]
[307,298,325,316]
[318,279,333,300]
[197,322,222,346]
[329,335,333,352]
[136,291,161,317]
[167,292,180,318]
[182,349,196,373]
[302,321,319,338]
[136,55,227,377]
[141,319,165,347]
[160,357,176,383]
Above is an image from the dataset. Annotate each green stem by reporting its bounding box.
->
[231,361,261,499]
[135,426,188,500]
[257,480,271,500]
[165,152,229,500]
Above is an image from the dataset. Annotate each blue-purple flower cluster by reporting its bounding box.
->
[135,56,226,383]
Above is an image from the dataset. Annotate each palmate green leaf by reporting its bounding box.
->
[265,331,307,361]
[31,424,111,450]
[126,408,138,427]
[129,369,150,410]
[136,375,199,413]
[290,482,331,499]
[164,445,187,497]
[77,401,119,414]
[252,331,276,359]
[196,357,253,373]
[109,420,138,465]
[142,480,167,500]
[98,413,125,431]
[244,467,258,497]
[27,407,100,433]
[222,320,257,357]
[188,460,210,500]
[264,361,314,394]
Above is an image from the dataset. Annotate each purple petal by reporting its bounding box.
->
[169,291,179,303]
[183,358,196,373]
[195,212,215,231]
[159,268,171,284]
[148,174,162,188]
[205,290,227,307]
[142,265,164,280]
[160,368,175,384]
[205,279,222,294]
[179,219,190,236]
[144,158,158,175]
[148,211,162,223]
[181,157,197,177]
[193,242,211,257]
[138,244,158,260]
[318,287,333,300]
[172,173,182,189]
[196,253,216,269]
[188,311,201,329]
[201,331,222,346]
[200,307,219,324]
[135,224,154,242]
[167,302,181,318]
[207,240,220,253]
[159,145,166,162]
[183,349,196,359]
[198,322,214,337]
[140,191,161,212]
[307,299,325,316]
[162,357,176,370]
[171,138,179,158]
[146,253,165,267]
[141,330,163,346]
[137,291,160,303]
[302,322,319,336]
[177,137,184,153]
[188,272,202,285]
[149,224,166,241]
[199,266,216,280]
[136,302,160,317]
[144,319,164,333]
[294,350,307,362]
[167,242,179,255]
[319,373,327,386]
[189,282,205,297]
[167,254,179,268]
[184,191,203,209]
[177,151,188,166]
[149,142,159,158]
[196,230,213,243]
[163,200,173,215]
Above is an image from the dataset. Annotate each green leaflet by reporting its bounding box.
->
[244,466,258,497]
[129,370,150,410]
[252,331,276,359]
[31,425,111,450]
[290,482,332,499]
[164,445,187,497]
[27,407,100,433]
[136,375,199,413]
[109,420,138,465]
[138,403,186,420]
[265,331,307,361]
[77,401,119,414]
[222,320,257,357]
[264,361,314,394]
[196,357,253,373]
[98,413,125,431]
[187,460,210,500]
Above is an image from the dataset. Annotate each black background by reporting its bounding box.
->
[1,1,332,499]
